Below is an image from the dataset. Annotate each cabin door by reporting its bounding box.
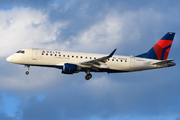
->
[130,57,135,68]
[32,49,38,60]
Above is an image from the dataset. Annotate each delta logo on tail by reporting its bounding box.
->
[138,32,175,60]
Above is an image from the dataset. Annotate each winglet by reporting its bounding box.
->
[109,49,117,57]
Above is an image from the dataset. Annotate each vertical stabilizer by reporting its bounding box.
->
[145,32,175,60]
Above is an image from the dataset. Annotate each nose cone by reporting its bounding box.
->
[6,56,11,62]
[6,55,13,62]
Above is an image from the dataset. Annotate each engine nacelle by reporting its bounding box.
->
[62,63,81,74]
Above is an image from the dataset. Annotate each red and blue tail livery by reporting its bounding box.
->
[143,32,175,60]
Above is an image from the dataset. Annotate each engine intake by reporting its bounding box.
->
[62,63,80,74]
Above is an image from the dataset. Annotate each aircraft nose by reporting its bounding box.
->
[6,56,11,62]
[6,55,13,62]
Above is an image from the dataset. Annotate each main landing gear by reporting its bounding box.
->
[85,69,92,80]
[85,73,92,80]
[25,65,30,75]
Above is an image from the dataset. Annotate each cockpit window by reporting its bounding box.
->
[16,50,21,53]
[21,51,25,53]
[16,50,25,54]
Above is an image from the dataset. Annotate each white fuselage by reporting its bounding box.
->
[6,48,171,73]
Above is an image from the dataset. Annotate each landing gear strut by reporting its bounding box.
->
[85,69,92,80]
[25,65,30,75]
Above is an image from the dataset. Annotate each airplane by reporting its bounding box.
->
[6,32,176,80]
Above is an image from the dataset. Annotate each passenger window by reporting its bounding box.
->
[112,59,114,61]
[47,51,49,53]
[50,51,52,53]
[46,54,48,56]
[116,59,118,62]
[42,53,44,55]
[90,57,92,59]
[50,54,52,56]
[85,57,87,59]
[63,55,65,57]
[58,52,60,54]
[72,56,74,58]
[81,56,83,58]
[125,60,127,62]
[59,55,61,57]
[55,54,57,56]
[76,56,78,58]
[94,57,96,59]
[67,55,69,57]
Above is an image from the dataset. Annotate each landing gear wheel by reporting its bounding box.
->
[25,65,30,75]
[25,71,29,75]
[85,74,92,80]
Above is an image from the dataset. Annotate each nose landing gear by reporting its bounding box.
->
[25,71,29,75]
[25,65,30,75]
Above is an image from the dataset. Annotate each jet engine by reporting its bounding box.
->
[62,63,81,74]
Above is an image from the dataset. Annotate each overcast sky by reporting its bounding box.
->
[0,0,180,120]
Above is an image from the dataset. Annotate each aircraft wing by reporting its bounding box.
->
[151,59,174,65]
[78,49,117,69]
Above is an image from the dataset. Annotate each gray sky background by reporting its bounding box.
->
[0,0,180,120]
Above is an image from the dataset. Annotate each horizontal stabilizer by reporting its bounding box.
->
[151,59,174,65]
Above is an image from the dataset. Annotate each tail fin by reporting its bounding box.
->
[144,32,175,60]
